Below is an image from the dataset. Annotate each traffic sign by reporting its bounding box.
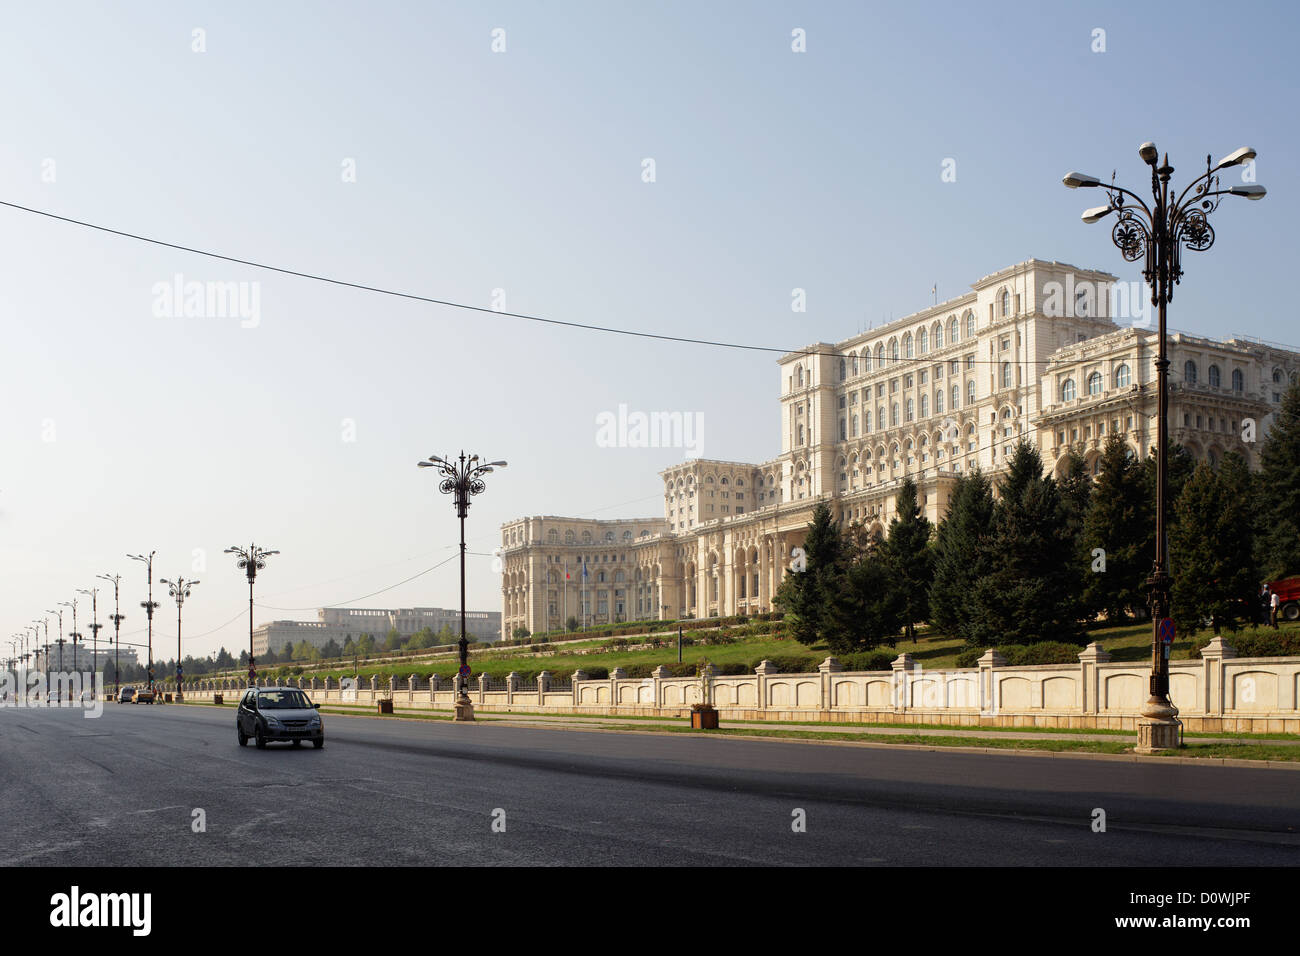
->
[458,664,471,677]
[1158,618,1175,644]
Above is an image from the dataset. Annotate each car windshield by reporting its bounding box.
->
[257,690,312,710]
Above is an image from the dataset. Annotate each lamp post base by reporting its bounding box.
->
[453,697,476,722]
[1135,695,1180,753]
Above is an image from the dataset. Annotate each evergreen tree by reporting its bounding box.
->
[1170,454,1258,635]
[1082,434,1151,621]
[1257,381,1300,579]
[773,500,851,649]
[843,528,904,650]
[879,477,934,642]
[929,470,996,646]
[385,628,404,652]
[1058,449,1094,614]
[968,441,1085,645]
[320,638,342,660]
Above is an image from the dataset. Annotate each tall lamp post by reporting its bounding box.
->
[61,599,80,685]
[1064,142,1266,753]
[78,588,102,701]
[223,544,278,686]
[45,608,64,702]
[418,451,507,721]
[128,552,160,695]
[160,577,198,700]
[98,573,125,699]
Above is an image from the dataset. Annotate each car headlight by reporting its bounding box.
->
[309,716,321,728]
[264,716,283,727]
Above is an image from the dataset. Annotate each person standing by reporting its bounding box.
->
[1271,589,1281,629]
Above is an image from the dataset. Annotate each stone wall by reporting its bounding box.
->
[173,637,1300,733]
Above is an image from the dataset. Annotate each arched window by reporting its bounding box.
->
[1061,378,1077,401]
[851,414,858,437]
[1001,291,1011,316]
[864,411,872,432]
[1115,363,1131,388]
[1184,360,1198,385]
[934,323,944,350]
[906,398,914,421]
[797,424,805,445]
[565,530,575,544]
[1087,371,1103,395]
[839,418,847,441]
[876,344,884,367]
[878,406,885,429]
[1232,368,1244,393]
[547,529,559,543]
[903,333,914,359]
[839,357,846,381]
[1208,364,1221,388]
[864,351,873,373]
[966,379,975,405]
[935,389,944,414]
[917,328,928,354]
[852,353,859,376]
[965,313,975,339]
[1001,362,1013,389]
[1274,368,1283,384]
[891,403,900,427]
[951,384,960,409]
[796,366,804,387]
[890,339,899,363]
[920,394,929,418]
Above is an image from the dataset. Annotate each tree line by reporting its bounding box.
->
[775,382,1300,652]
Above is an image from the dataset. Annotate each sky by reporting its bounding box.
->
[2,0,1297,662]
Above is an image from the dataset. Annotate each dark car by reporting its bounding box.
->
[236,687,324,749]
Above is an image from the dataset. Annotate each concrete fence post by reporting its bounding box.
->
[651,665,669,710]
[818,657,842,713]
[537,671,551,706]
[891,653,914,715]
[977,649,1006,718]
[478,672,489,703]
[506,671,520,705]
[408,674,416,702]
[430,674,439,703]
[610,667,626,708]
[572,670,587,707]
[754,660,775,711]
[1199,636,1236,719]
[1077,642,1110,715]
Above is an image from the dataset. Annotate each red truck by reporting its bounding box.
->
[1268,576,1300,622]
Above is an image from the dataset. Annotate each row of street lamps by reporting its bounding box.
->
[12,545,279,701]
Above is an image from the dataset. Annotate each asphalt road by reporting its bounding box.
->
[2,702,1298,866]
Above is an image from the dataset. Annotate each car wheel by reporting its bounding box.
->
[255,728,267,749]
[313,738,324,750]
[237,728,248,747]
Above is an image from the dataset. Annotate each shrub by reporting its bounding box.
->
[1189,628,1300,659]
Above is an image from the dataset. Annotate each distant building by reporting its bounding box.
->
[252,606,502,657]
[500,258,1300,638]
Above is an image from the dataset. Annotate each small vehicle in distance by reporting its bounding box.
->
[134,688,156,704]
[236,687,324,749]
[118,686,136,704]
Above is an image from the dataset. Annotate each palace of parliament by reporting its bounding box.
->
[498,259,1299,640]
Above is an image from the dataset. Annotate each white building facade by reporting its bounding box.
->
[500,259,1300,639]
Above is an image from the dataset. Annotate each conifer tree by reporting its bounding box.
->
[1257,381,1300,579]
[880,477,934,642]
[1082,434,1150,621]
[774,500,850,649]
[929,469,995,645]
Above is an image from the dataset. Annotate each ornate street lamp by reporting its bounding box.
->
[77,588,103,700]
[418,451,507,721]
[160,577,199,700]
[223,544,278,686]
[97,574,125,699]
[1064,142,1266,753]
[45,608,64,702]
[128,552,160,694]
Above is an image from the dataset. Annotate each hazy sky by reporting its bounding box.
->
[2,1,1296,661]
